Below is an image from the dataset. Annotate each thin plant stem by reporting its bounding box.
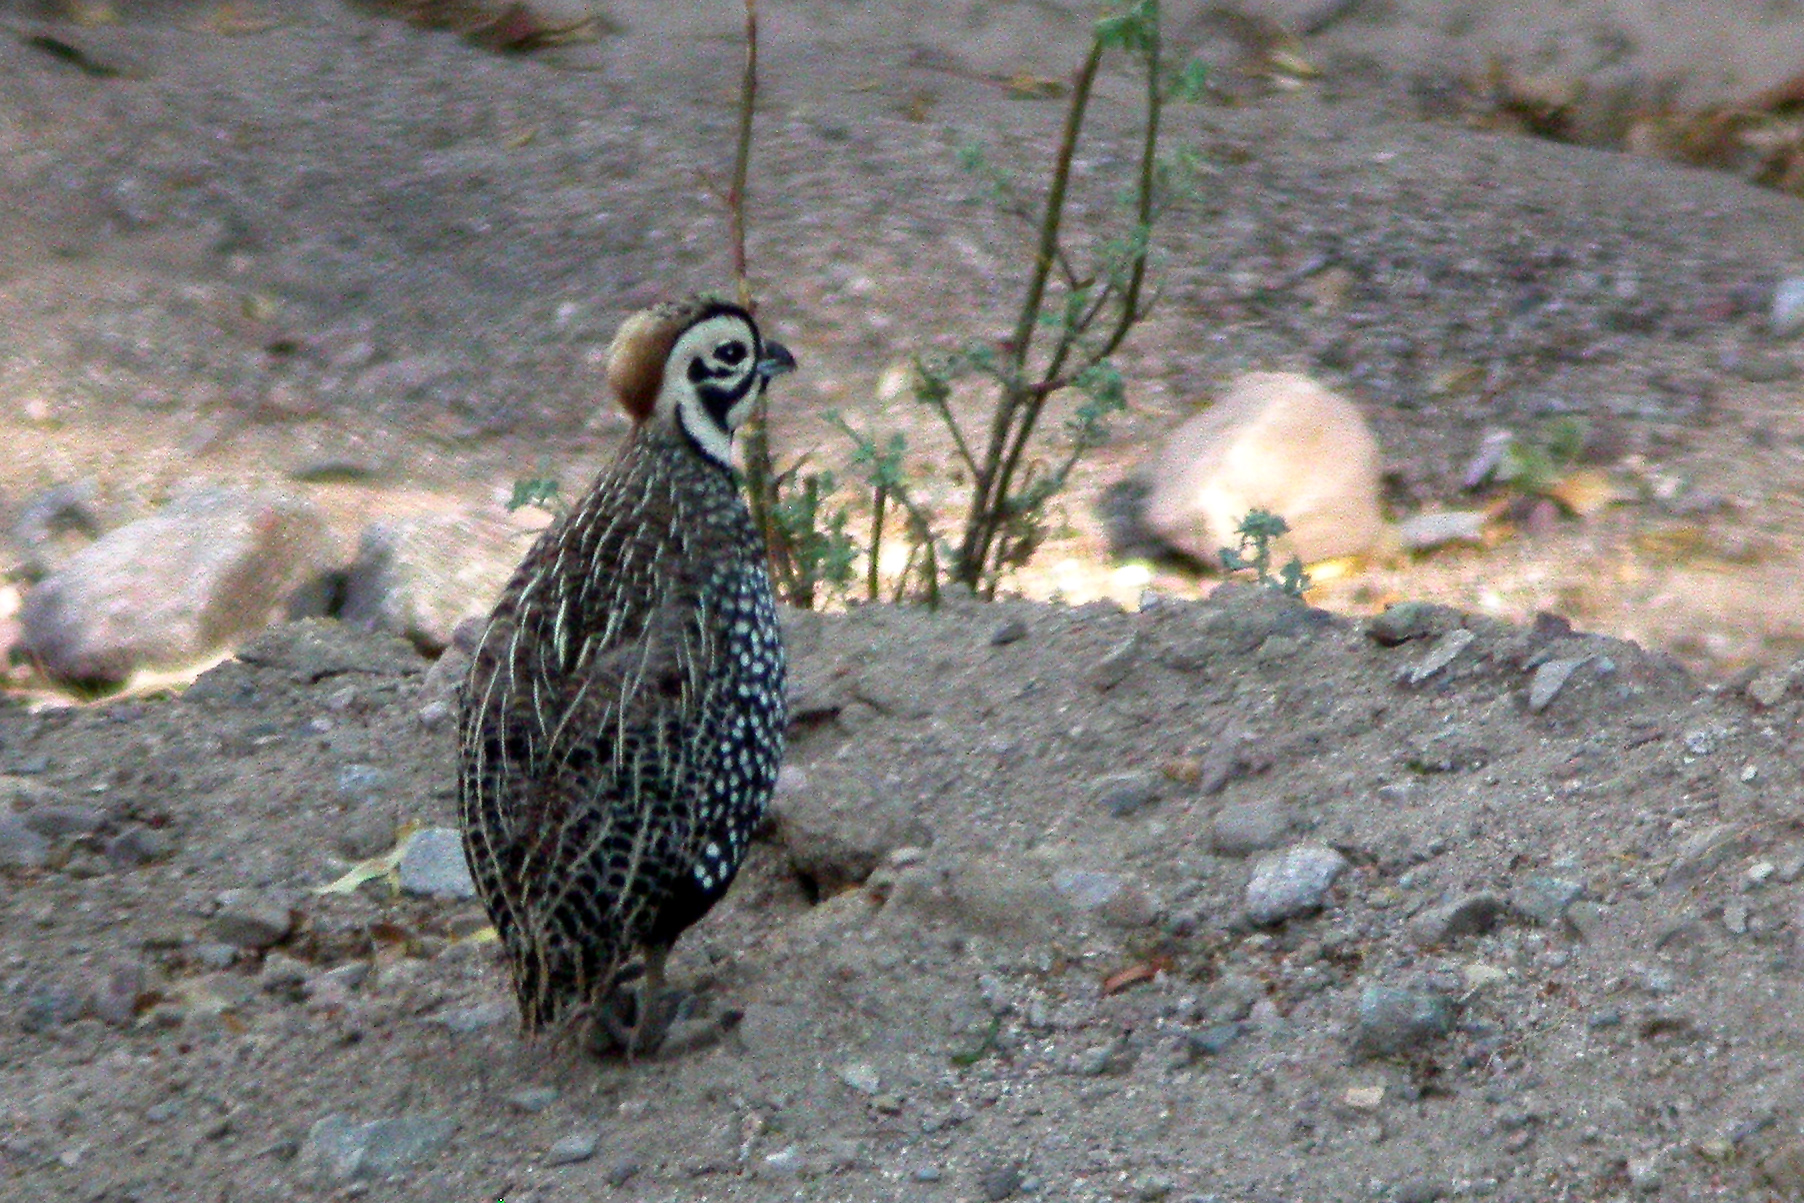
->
[958,37,1105,590]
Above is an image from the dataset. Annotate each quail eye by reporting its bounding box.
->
[714,340,747,366]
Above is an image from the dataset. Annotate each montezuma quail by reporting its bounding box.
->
[459,296,794,1054]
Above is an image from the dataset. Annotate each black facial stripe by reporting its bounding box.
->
[687,358,734,384]
[695,374,757,428]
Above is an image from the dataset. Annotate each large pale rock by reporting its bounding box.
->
[1142,372,1384,566]
[340,512,520,653]
[18,488,331,685]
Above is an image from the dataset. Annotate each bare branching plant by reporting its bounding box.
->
[834,0,1198,601]
[725,1,859,609]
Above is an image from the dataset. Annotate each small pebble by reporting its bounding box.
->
[977,1161,1023,1201]
[0,815,51,870]
[1209,797,1291,856]
[20,804,105,839]
[426,1001,507,1033]
[1354,986,1455,1056]
[1405,628,1475,684]
[838,1061,881,1095]
[397,827,477,900]
[1184,1023,1244,1059]
[1395,510,1485,552]
[1094,771,1160,817]
[508,1087,559,1113]
[298,1112,457,1184]
[210,889,295,951]
[335,763,391,800]
[1771,276,1804,337]
[104,826,172,869]
[20,984,86,1032]
[1367,601,1450,646]
[91,962,149,1027]
[1527,657,1588,713]
[546,1131,597,1166]
[1245,844,1347,925]
[417,699,453,730]
[1408,892,1506,945]
[990,618,1028,646]
[1510,876,1584,925]
[1092,634,1141,690]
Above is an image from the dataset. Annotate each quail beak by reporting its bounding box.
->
[757,340,797,380]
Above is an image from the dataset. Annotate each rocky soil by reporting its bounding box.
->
[9,1,1804,1201]
[6,593,1804,1203]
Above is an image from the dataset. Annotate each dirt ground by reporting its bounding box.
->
[6,2,1804,1201]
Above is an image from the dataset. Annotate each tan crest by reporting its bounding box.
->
[604,295,735,424]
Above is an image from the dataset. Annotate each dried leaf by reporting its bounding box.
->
[1004,72,1066,100]
[312,822,419,896]
[1101,955,1171,995]
[192,4,282,35]
[1549,468,1622,517]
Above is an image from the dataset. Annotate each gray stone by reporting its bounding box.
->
[0,815,51,870]
[990,618,1028,646]
[210,888,295,950]
[20,804,105,840]
[340,513,517,653]
[838,1061,881,1095]
[1183,1022,1245,1059]
[20,985,86,1032]
[1409,893,1507,945]
[335,763,391,801]
[507,1087,559,1113]
[1141,372,1385,566]
[1771,275,1804,337]
[298,1112,457,1183]
[1245,844,1347,925]
[1510,876,1585,925]
[1092,634,1141,690]
[17,488,331,685]
[546,1131,598,1166]
[1526,657,1589,713]
[1395,510,1485,552]
[1095,771,1160,817]
[1210,797,1291,856]
[105,826,172,869]
[397,827,477,900]
[1198,718,1250,796]
[1758,1140,1804,1195]
[1746,664,1797,708]
[1354,986,1456,1056]
[1367,601,1457,647]
[1200,973,1264,1024]
[1051,868,1156,927]
[977,1160,1024,1201]
[1564,901,1609,941]
[1405,628,1475,685]
[259,953,309,996]
[1392,1177,1446,1203]
[90,962,150,1027]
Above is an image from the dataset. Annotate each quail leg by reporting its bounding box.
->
[595,949,685,1058]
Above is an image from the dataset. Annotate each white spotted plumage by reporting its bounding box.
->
[458,296,793,1051]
